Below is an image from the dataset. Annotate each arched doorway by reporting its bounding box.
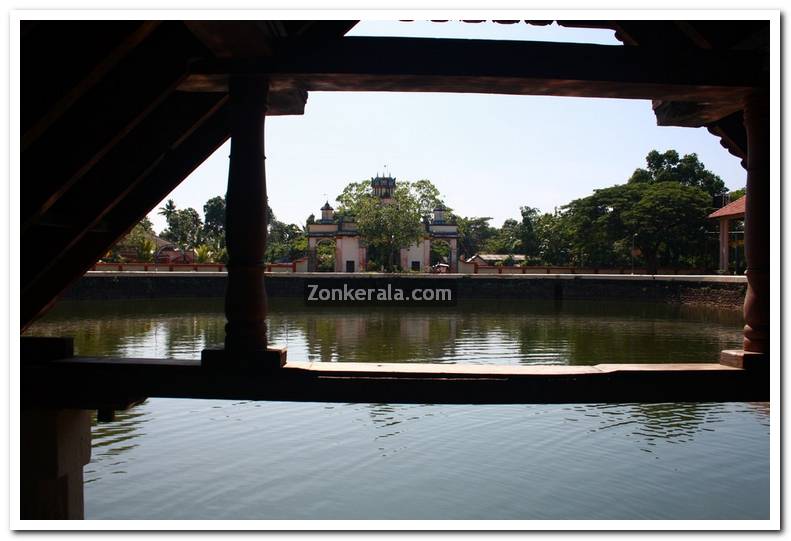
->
[315,239,336,272]
[430,239,451,268]
[307,237,336,272]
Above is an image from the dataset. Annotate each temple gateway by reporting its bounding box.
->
[307,175,459,272]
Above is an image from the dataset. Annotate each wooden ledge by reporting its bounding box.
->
[21,356,766,408]
[285,361,741,376]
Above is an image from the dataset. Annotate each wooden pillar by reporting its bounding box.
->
[719,217,730,272]
[21,409,92,519]
[209,75,284,369]
[742,90,770,354]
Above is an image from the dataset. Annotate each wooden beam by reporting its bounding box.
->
[21,93,229,298]
[21,21,158,135]
[21,21,161,151]
[183,37,767,105]
[184,20,357,60]
[185,21,279,57]
[707,110,748,167]
[21,357,767,408]
[20,104,231,331]
[21,22,209,231]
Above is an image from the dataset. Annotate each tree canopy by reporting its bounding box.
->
[628,149,726,197]
[335,178,446,270]
[112,148,727,272]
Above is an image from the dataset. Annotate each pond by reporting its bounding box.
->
[25,298,769,520]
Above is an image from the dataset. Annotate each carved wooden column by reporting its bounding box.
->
[204,75,284,369]
[742,90,770,354]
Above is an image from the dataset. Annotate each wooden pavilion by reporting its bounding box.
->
[709,195,747,273]
[19,19,772,519]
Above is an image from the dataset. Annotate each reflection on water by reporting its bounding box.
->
[26,297,744,365]
[81,398,769,520]
[25,298,768,520]
[85,407,149,483]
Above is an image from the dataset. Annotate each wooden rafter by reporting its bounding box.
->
[21,103,232,330]
[183,36,767,108]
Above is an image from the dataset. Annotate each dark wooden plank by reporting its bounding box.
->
[20,104,231,330]
[21,21,161,151]
[21,93,228,295]
[21,22,209,230]
[184,36,767,102]
[185,21,278,57]
[20,357,767,407]
[20,336,74,363]
[21,20,154,136]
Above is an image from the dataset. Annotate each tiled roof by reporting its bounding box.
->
[708,196,746,219]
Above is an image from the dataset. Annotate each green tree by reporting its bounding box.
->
[335,181,371,217]
[316,242,336,271]
[563,180,710,273]
[430,241,450,266]
[563,183,647,267]
[335,178,446,270]
[628,149,726,198]
[518,206,540,257]
[484,218,522,254]
[136,238,156,263]
[158,199,177,222]
[202,196,226,251]
[622,182,710,273]
[454,216,496,258]
[412,178,448,217]
[161,207,203,259]
[535,210,573,265]
[266,219,307,262]
[355,183,424,271]
[729,187,746,201]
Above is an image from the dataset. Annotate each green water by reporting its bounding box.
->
[25,298,769,520]
[28,297,744,365]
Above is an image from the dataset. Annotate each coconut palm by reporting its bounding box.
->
[158,199,177,222]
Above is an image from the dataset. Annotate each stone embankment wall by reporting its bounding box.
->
[61,272,747,309]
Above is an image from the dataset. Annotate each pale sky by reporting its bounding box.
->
[147,20,747,233]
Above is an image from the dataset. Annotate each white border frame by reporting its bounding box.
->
[7,8,781,532]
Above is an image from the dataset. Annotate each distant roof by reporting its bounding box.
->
[321,201,333,211]
[143,231,174,249]
[709,195,746,219]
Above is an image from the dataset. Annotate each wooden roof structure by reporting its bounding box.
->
[20,20,769,330]
[708,195,747,220]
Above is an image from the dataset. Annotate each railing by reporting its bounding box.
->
[90,261,708,275]
[91,261,305,273]
[470,264,708,275]
[92,262,226,272]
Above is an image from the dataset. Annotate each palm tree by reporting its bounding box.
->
[158,199,177,222]
[194,244,213,263]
